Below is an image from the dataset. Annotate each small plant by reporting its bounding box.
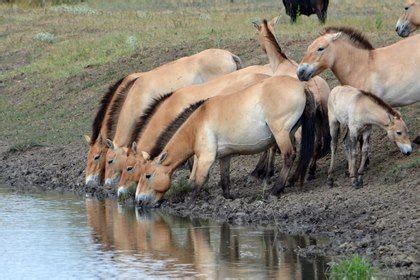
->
[34,32,55,43]
[50,5,98,15]
[164,176,192,200]
[375,13,383,30]
[327,255,378,280]
[8,141,43,153]
[136,10,148,19]
[126,36,138,51]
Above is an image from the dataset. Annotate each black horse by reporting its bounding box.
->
[282,0,329,23]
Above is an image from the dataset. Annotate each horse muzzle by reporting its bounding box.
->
[396,20,411,37]
[104,176,120,188]
[397,143,412,156]
[297,64,315,81]
[85,175,100,188]
[135,193,154,207]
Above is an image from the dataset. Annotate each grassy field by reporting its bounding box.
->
[0,0,410,148]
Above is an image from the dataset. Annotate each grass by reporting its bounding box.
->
[327,255,378,280]
[382,156,420,183]
[165,176,193,201]
[7,140,43,153]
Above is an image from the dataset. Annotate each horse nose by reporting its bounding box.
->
[297,65,309,81]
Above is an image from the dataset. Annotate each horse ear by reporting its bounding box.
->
[252,20,261,31]
[157,152,167,164]
[269,16,280,28]
[106,139,114,150]
[329,32,342,42]
[84,135,91,144]
[141,151,150,161]
[131,142,138,155]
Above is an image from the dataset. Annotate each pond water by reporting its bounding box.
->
[0,187,328,279]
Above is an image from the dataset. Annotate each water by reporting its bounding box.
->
[0,187,328,279]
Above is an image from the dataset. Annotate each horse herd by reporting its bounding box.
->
[84,3,419,207]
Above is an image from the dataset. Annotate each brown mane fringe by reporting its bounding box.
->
[129,92,173,145]
[360,90,401,118]
[323,26,374,50]
[106,78,139,140]
[90,77,124,145]
[262,19,288,59]
[149,99,207,158]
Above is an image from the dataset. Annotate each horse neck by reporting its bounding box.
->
[362,100,390,128]
[331,42,373,90]
[261,35,289,73]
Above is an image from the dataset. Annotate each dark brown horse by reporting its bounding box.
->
[282,0,329,23]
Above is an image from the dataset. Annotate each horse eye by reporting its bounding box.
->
[145,174,151,179]
[317,47,325,52]
[94,155,100,160]
[396,131,402,135]
[108,159,113,164]
[127,166,133,172]
[405,7,409,11]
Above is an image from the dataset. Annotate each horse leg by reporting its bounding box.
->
[265,146,276,178]
[308,131,321,181]
[357,129,371,188]
[327,121,340,188]
[347,130,361,189]
[190,154,216,199]
[250,150,269,178]
[219,156,233,199]
[188,155,198,181]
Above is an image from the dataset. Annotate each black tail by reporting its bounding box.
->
[295,88,317,185]
[315,103,331,159]
[232,55,243,70]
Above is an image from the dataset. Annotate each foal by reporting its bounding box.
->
[396,0,420,37]
[327,86,412,189]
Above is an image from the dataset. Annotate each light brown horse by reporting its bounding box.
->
[136,75,322,206]
[327,86,412,189]
[396,0,420,37]
[116,67,272,197]
[103,49,242,188]
[84,73,142,188]
[297,27,420,107]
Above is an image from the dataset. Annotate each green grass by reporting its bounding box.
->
[327,255,378,280]
[165,176,193,201]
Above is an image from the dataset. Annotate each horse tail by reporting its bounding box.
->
[232,54,242,70]
[315,103,331,158]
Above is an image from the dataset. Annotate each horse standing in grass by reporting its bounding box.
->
[103,49,242,188]
[396,0,420,37]
[84,73,142,188]
[282,0,329,23]
[327,86,412,189]
[136,76,323,206]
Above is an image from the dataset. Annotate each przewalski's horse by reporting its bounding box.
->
[116,66,272,197]
[84,73,142,188]
[282,0,329,23]
[103,49,242,188]
[253,18,331,180]
[136,75,322,206]
[297,27,420,107]
[327,86,412,189]
[396,0,420,37]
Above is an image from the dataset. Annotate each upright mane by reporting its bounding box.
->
[129,92,173,145]
[323,26,374,50]
[106,77,139,139]
[360,90,401,118]
[149,99,207,158]
[262,19,288,59]
[90,77,124,145]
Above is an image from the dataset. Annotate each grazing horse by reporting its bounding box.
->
[84,73,142,188]
[136,76,322,206]
[396,0,420,37]
[327,86,412,189]
[282,0,329,23]
[297,27,420,107]
[253,18,331,180]
[103,49,242,188]
[116,66,272,197]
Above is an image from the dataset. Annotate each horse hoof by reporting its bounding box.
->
[307,173,316,181]
[223,193,234,200]
[327,178,334,188]
[352,181,363,189]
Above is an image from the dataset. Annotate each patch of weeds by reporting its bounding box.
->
[50,5,98,15]
[375,12,383,30]
[34,32,55,43]
[327,254,378,280]
[382,157,420,183]
[126,36,138,51]
[164,176,192,202]
[8,141,43,153]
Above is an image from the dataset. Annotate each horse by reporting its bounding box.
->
[103,49,242,188]
[116,66,272,198]
[135,75,323,206]
[84,73,142,188]
[253,18,331,180]
[282,0,329,23]
[327,86,412,189]
[297,27,420,107]
[396,0,420,37]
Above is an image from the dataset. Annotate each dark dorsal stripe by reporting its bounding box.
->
[262,19,288,60]
[106,77,139,140]
[360,90,400,118]
[323,26,374,50]
[129,92,174,145]
[150,99,207,158]
[90,77,125,145]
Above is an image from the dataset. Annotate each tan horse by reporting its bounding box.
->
[297,27,420,107]
[103,49,242,188]
[136,75,321,206]
[84,73,142,187]
[396,0,420,37]
[327,86,412,189]
[253,18,331,180]
[116,67,272,197]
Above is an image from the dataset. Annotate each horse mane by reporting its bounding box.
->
[106,77,139,140]
[323,26,374,50]
[149,99,207,158]
[262,19,288,59]
[129,92,173,145]
[90,77,124,145]
[360,90,401,118]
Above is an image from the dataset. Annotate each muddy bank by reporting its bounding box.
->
[1,136,419,278]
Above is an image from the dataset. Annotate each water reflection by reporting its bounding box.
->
[85,199,328,279]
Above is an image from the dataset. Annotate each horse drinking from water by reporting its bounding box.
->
[327,86,412,189]
[396,0,420,37]
[103,49,242,188]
